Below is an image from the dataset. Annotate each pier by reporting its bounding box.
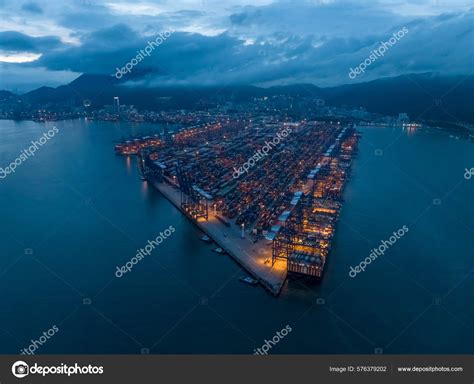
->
[149,180,287,295]
[118,119,359,296]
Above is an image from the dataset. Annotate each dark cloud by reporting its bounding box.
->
[0,0,473,91]
[56,3,124,32]
[0,31,62,52]
[21,1,43,14]
[228,2,405,40]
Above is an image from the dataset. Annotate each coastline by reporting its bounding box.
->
[148,179,288,296]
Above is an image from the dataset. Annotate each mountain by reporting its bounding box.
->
[324,73,474,124]
[21,75,120,105]
[24,86,59,103]
[0,90,20,102]
[8,73,474,125]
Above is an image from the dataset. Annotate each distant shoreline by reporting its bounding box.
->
[1,117,472,139]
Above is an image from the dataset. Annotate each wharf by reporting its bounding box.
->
[149,180,287,296]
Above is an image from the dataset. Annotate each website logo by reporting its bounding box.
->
[12,361,29,378]
[11,361,104,378]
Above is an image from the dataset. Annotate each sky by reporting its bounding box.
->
[0,0,473,92]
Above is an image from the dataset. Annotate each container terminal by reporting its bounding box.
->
[116,119,359,295]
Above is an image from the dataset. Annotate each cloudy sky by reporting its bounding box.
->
[0,0,473,92]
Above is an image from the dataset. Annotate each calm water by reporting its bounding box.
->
[0,119,473,354]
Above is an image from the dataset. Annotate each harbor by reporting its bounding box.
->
[2,117,473,353]
[148,179,287,295]
[117,119,359,295]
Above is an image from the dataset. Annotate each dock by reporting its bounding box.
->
[117,120,359,296]
[149,180,288,295]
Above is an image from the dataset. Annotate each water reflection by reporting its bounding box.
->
[402,123,420,136]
